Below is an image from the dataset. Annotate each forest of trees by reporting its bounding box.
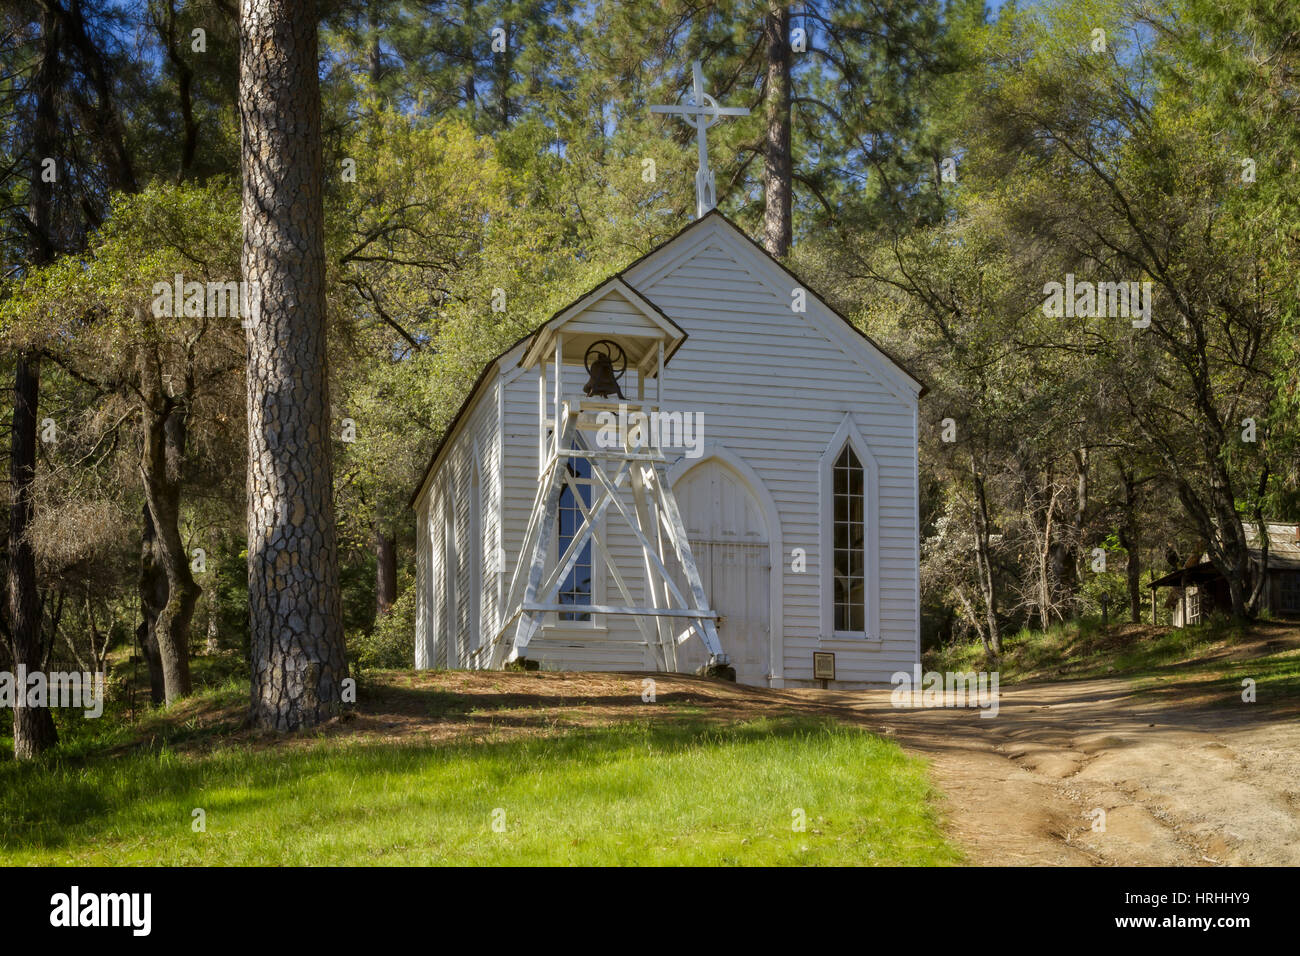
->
[1,0,1296,754]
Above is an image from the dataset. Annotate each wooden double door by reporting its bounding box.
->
[670,461,771,685]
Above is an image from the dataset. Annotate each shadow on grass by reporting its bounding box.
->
[356,673,742,718]
[1136,648,1300,714]
[925,616,1300,690]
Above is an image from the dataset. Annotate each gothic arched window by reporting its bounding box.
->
[833,443,865,633]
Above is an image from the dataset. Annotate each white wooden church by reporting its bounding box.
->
[410,67,923,688]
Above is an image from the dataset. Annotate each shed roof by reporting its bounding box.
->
[1148,524,1300,589]
[1244,523,1300,569]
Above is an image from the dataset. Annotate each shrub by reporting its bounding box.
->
[351,586,417,669]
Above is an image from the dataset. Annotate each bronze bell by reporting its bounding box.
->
[584,352,626,399]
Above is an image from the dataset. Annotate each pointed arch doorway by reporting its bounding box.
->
[669,451,774,685]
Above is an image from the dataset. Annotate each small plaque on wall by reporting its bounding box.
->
[813,651,836,681]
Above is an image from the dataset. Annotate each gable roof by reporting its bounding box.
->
[517,276,688,373]
[698,211,926,396]
[408,209,926,508]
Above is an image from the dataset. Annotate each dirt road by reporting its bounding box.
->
[800,678,1300,866]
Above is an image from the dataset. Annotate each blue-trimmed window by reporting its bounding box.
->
[557,456,593,621]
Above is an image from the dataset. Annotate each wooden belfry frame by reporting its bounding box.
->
[477,285,728,672]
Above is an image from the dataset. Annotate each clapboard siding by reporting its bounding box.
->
[431,484,446,668]
[415,215,920,686]
[417,378,502,669]
[414,500,431,668]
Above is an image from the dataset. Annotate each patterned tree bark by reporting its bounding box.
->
[762,2,792,259]
[9,355,57,758]
[240,0,347,730]
[8,2,62,759]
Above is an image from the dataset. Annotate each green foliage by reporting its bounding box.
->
[1076,570,1130,619]
[1,178,241,348]
[350,587,417,672]
[207,541,251,657]
[0,639,250,761]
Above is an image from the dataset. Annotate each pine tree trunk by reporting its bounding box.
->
[1036,479,1054,631]
[9,355,57,757]
[8,3,62,759]
[463,0,476,113]
[367,6,382,90]
[1246,468,1271,616]
[1124,537,1142,624]
[762,2,792,258]
[241,0,348,730]
[496,23,512,128]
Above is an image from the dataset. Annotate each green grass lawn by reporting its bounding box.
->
[0,714,961,866]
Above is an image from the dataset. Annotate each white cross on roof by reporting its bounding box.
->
[650,61,750,219]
